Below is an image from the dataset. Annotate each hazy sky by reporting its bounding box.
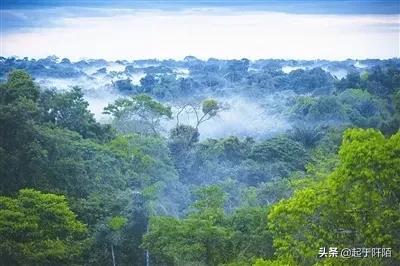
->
[1,1,399,60]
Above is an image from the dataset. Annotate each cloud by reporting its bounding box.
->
[1,9,399,60]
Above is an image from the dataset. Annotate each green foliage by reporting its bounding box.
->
[225,59,250,82]
[104,94,172,134]
[229,207,274,261]
[104,94,171,119]
[181,135,308,188]
[191,185,226,221]
[268,128,400,265]
[32,126,133,198]
[393,89,400,115]
[251,178,295,206]
[381,89,400,135]
[107,134,178,188]
[170,124,200,144]
[289,125,325,148]
[39,87,114,142]
[107,135,153,173]
[249,136,308,176]
[0,71,128,196]
[292,95,335,121]
[286,67,334,94]
[339,88,389,128]
[168,125,200,172]
[201,136,251,163]
[0,71,171,264]
[113,78,135,92]
[0,189,87,265]
[108,216,128,231]
[202,98,220,116]
[0,70,39,103]
[143,186,232,265]
[250,137,306,165]
[308,96,346,121]
[254,257,296,266]
[290,96,316,117]
[145,216,233,265]
[365,66,400,97]
[140,74,157,93]
[291,87,393,130]
[335,71,363,92]
[143,185,275,265]
[0,71,41,193]
[1,62,399,266]
[336,66,400,98]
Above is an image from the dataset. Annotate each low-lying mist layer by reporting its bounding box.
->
[3,56,397,139]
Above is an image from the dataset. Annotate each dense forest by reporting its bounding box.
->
[0,56,399,265]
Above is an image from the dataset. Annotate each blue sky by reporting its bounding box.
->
[2,1,399,13]
[1,1,399,60]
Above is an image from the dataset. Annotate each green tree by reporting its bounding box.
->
[0,189,87,265]
[0,70,42,194]
[39,87,114,142]
[104,94,172,135]
[0,70,39,103]
[176,98,223,130]
[381,89,400,135]
[229,207,274,263]
[107,216,128,266]
[190,185,226,221]
[139,74,157,93]
[169,124,200,149]
[267,129,400,265]
[143,186,233,265]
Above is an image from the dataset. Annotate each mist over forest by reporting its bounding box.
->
[1,54,399,265]
[2,56,397,138]
[1,0,400,265]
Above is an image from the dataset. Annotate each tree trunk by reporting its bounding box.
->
[145,223,150,266]
[111,244,116,266]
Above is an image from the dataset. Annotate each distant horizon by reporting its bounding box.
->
[2,55,400,62]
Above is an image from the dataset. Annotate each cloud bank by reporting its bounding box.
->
[1,8,399,60]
